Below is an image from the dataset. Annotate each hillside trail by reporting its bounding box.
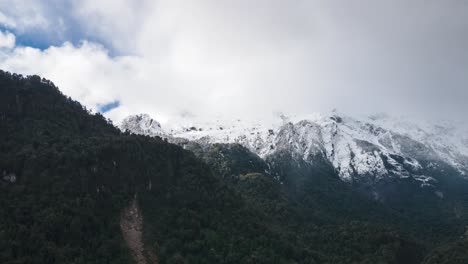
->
[120,194,158,264]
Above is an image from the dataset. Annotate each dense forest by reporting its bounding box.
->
[0,70,467,263]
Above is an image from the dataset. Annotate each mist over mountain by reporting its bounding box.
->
[2,1,468,123]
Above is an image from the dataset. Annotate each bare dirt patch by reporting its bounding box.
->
[120,195,158,264]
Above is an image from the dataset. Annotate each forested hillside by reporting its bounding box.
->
[0,71,466,263]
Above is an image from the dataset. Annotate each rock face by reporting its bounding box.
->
[121,113,468,192]
[121,114,165,138]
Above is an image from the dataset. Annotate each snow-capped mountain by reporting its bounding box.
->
[121,113,468,188]
[121,114,165,137]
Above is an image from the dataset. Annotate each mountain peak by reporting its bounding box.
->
[121,114,165,137]
[121,112,468,188]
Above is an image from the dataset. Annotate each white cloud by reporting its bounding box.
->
[71,0,153,53]
[0,30,15,48]
[0,37,249,124]
[0,41,137,121]
[0,0,50,31]
[0,11,17,28]
[1,0,468,124]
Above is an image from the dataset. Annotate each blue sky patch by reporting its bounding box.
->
[98,100,121,113]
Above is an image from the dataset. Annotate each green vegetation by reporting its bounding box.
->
[423,239,468,264]
[0,71,466,263]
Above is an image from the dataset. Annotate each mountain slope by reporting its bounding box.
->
[122,113,468,192]
[1,70,466,263]
[0,72,321,263]
[122,112,468,243]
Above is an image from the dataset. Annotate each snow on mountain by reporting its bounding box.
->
[121,114,166,137]
[120,112,468,185]
[368,114,468,175]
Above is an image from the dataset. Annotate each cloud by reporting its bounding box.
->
[0,30,15,48]
[0,38,236,123]
[0,0,50,31]
[0,12,17,28]
[0,0,468,124]
[0,40,137,121]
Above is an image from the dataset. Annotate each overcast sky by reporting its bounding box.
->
[0,0,467,124]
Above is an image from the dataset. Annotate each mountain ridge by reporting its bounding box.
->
[121,113,468,193]
[2,70,467,263]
